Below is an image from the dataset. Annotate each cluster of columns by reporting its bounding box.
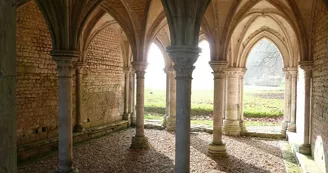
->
[220,68,248,136]
[281,68,298,135]
[164,66,177,131]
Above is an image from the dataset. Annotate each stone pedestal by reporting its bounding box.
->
[74,62,85,133]
[130,61,149,149]
[288,68,297,132]
[165,67,176,131]
[208,143,227,157]
[51,50,79,173]
[208,61,227,156]
[130,136,150,149]
[223,68,242,136]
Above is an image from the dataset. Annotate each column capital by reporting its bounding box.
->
[209,61,227,79]
[299,61,313,71]
[132,61,148,78]
[283,67,298,78]
[167,46,201,78]
[51,50,80,77]
[225,68,243,78]
[123,67,132,74]
[164,66,175,74]
[75,62,85,74]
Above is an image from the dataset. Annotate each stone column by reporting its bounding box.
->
[282,69,291,136]
[208,61,227,156]
[130,61,150,149]
[123,67,131,122]
[0,1,16,172]
[223,68,242,136]
[51,50,79,173]
[73,62,85,132]
[239,68,247,134]
[298,61,313,154]
[129,70,136,126]
[167,46,201,172]
[165,66,177,131]
[288,68,298,132]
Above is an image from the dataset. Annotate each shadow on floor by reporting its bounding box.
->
[190,134,273,173]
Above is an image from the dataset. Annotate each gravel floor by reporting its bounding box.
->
[19,129,286,173]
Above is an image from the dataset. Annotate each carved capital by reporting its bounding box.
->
[209,61,227,79]
[132,61,148,79]
[123,67,132,74]
[285,67,298,78]
[299,61,313,78]
[75,61,85,74]
[164,66,175,74]
[51,50,80,77]
[225,68,243,78]
[167,46,201,78]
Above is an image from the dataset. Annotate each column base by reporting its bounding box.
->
[73,125,84,133]
[208,143,227,157]
[298,144,311,155]
[130,112,136,127]
[223,120,241,136]
[55,167,78,173]
[281,121,288,136]
[240,121,247,135]
[123,112,131,121]
[130,136,150,150]
[165,116,176,132]
[287,123,296,132]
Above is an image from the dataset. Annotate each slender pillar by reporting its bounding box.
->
[288,68,298,132]
[167,46,200,172]
[123,67,131,122]
[51,50,79,173]
[298,62,313,155]
[0,1,16,172]
[223,68,242,136]
[73,62,85,132]
[130,61,150,149]
[163,67,170,127]
[208,61,227,156]
[282,69,291,136]
[239,68,247,134]
[129,70,136,126]
[165,66,177,131]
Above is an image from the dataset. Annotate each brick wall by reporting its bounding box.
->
[311,0,328,171]
[82,24,124,127]
[16,1,59,145]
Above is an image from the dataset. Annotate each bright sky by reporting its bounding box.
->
[145,41,213,90]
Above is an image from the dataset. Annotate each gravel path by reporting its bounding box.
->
[19,129,286,173]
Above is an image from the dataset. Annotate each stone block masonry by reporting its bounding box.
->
[16,1,125,146]
[82,24,125,127]
[16,1,59,145]
[311,0,328,172]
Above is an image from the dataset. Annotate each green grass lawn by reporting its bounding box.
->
[144,87,284,118]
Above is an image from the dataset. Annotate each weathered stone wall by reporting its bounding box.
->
[311,0,328,171]
[82,24,124,128]
[16,1,60,145]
